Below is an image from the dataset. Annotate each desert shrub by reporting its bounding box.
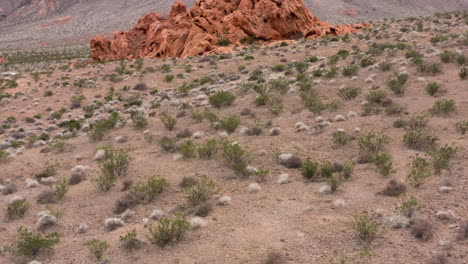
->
[88,112,120,141]
[407,156,431,187]
[332,130,352,146]
[271,64,285,72]
[300,88,326,114]
[6,200,30,220]
[407,114,429,130]
[87,239,109,260]
[341,161,355,180]
[387,72,409,95]
[148,214,190,247]
[379,61,392,71]
[329,175,343,193]
[455,121,468,135]
[158,136,177,152]
[160,113,177,131]
[120,229,141,252]
[269,77,290,95]
[460,67,467,80]
[209,91,236,108]
[185,176,219,206]
[93,147,132,191]
[358,132,389,154]
[179,140,196,159]
[403,129,438,151]
[417,61,442,75]
[342,65,359,76]
[219,115,240,133]
[217,38,231,46]
[428,145,458,175]
[197,139,218,159]
[380,179,406,196]
[35,161,60,179]
[373,152,393,176]
[9,226,60,257]
[440,50,456,63]
[114,193,138,214]
[338,86,360,100]
[131,112,148,130]
[301,158,319,180]
[395,196,420,217]
[359,57,376,67]
[130,177,169,203]
[179,176,198,189]
[366,90,387,105]
[411,219,433,241]
[429,99,456,116]
[0,150,10,163]
[52,178,69,201]
[353,213,380,246]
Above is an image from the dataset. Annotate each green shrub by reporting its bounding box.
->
[379,61,392,71]
[301,158,319,180]
[338,86,360,100]
[130,177,169,203]
[271,64,285,72]
[217,38,231,46]
[6,200,30,220]
[88,112,120,141]
[332,130,352,146]
[197,139,218,159]
[209,91,236,108]
[131,112,148,130]
[185,176,219,206]
[222,142,245,164]
[300,88,326,114]
[429,145,458,175]
[158,137,177,152]
[342,65,359,76]
[387,72,409,95]
[10,226,60,257]
[148,214,190,247]
[425,82,441,96]
[359,57,376,67]
[440,50,456,63]
[407,156,431,187]
[87,239,109,260]
[429,99,456,116]
[455,121,468,135]
[160,113,177,131]
[52,178,69,201]
[120,229,141,252]
[403,129,438,151]
[269,77,290,95]
[358,132,389,154]
[459,67,467,80]
[373,152,393,176]
[395,196,420,217]
[366,90,387,105]
[353,214,380,246]
[219,115,240,133]
[179,140,196,159]
[93,147,132,191]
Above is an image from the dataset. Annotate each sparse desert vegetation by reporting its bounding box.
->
[0,8,467,264]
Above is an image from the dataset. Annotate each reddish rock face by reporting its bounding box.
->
[90,0,371,61]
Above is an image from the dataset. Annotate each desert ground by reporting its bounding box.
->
[0,10,468,264]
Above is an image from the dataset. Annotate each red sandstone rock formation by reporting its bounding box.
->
[90,0,371,61]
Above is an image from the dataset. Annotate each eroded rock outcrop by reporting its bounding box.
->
[91,0,371,61]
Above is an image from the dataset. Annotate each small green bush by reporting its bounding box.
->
[387,72,409,95]
[6,200,30,220]
[87,239,109,260]
[219,115,240,133]
[403,129,438,151]
[455,121,468,135]
[209,91,236,108]
[429,99,456,116]
[429,145,458,175]
[148,214,190,247]
[301,158,319,180]
[185,176,219,206]
[407,156,431,187]
[425,82,441,96]
[197,139,218,159]
[332,130,352,146]
[353,213,380,246]
[130,177,169,203]
[342,65,359,77]
[366,90,387,105]
[120,229,141,252]
[7,226,58,258]
[160,113,177,131]
[338,86,360,100]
